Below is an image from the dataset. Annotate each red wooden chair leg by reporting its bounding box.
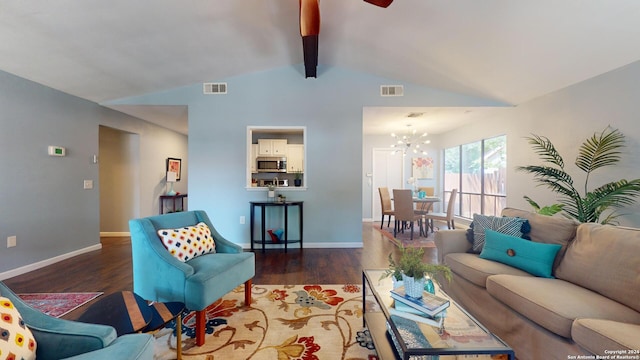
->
[195,310,205,346]
[245,279,252,306]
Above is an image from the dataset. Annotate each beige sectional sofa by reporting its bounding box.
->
[434,208,640,360]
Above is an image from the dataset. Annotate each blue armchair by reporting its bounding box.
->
[128,210,255,346]
[0,281,154,360]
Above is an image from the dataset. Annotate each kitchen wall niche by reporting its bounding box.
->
[246,126,306,189]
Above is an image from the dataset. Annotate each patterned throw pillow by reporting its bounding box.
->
[157,222,216,262]
[0,296,37,360]
[471,214,528,253]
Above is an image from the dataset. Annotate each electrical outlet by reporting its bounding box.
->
[239,216,246,224]
[7,236,16,248]
[83,180,93,189]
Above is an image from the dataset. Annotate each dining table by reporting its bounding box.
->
[413,195,440,213]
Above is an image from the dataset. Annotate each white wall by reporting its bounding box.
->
[97,111,189,218]
[439,60,640,227]
[362,133,442,220]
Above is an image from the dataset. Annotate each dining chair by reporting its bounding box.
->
[378,187,395,229]
[415,186,436,214]
[423,189,458,233]
[392,189,424,240]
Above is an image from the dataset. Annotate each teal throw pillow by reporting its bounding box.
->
[479,229,562,278]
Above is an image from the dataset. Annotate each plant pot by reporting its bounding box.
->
[294,179,302,187]
[392,277,404,289]
[402,274,425,298]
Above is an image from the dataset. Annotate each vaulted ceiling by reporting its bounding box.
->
[2,1,639,135]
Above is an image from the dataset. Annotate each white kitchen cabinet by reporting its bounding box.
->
[250,144,258,173]
[287,144,304,172]
[258,139,288,156]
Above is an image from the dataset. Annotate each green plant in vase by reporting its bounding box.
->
[381,245,452,297]
[293,171,303,187]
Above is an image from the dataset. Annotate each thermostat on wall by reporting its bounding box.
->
[48,146,66,157]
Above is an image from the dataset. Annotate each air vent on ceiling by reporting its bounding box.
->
[380,85,404,97]
[203,82,227,94]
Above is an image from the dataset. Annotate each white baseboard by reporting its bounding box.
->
[100,232,130,237]
[0,244,102,281]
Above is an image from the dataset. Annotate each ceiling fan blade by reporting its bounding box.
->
[300,0,320,37]
[364,0,393,8]
[300,0,320,78]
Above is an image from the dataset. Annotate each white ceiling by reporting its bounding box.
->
[2,0,640,135]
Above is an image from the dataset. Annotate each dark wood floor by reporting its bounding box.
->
[3,221,440,320]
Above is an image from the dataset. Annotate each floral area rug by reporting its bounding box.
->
[154,284,378,360]
[18,292,103,318]
[375,224,436,248]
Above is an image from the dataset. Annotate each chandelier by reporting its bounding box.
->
[390,124,430,155]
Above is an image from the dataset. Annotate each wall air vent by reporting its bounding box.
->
[203,82,227,94]
[380,85,404,97]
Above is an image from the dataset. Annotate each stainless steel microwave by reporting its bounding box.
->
[257,157,287,173]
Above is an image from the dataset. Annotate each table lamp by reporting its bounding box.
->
[166,171,177,195]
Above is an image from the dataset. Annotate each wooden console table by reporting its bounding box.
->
[159,194,188,214]
[250,201,303,253]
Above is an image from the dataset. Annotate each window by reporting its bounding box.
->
[443,135,507,218]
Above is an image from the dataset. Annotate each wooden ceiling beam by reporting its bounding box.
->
[363,0,393,8]
[300,0,320,78]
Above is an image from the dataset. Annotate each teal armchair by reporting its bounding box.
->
[128,210,255,346]
[0,281,154,360]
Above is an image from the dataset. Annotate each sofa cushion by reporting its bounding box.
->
[157,222,216,262]
[479,229,561,278]
[572,318,640,355]
[486,275,640,338]
[445,253,532,288]
[470,214,529,253]
[0,296,37,360]
[501,208,579,270]
[555,223,640,313]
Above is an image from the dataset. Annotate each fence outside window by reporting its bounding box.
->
[444,135,507,219]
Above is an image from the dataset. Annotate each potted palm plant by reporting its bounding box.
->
[517,126,640,224]
[381,246,452,298]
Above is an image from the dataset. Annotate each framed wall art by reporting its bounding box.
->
[412,157,434,179]
[166,157,182,181]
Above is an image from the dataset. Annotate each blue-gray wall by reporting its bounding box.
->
[108,65,501,247]
[0,70,187,276]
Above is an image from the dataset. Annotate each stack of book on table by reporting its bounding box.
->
[389,285,450,328]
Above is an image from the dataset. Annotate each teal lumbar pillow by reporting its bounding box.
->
[479,229,562,278]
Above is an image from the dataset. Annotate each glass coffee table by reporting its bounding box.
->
[363,269,515,360]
